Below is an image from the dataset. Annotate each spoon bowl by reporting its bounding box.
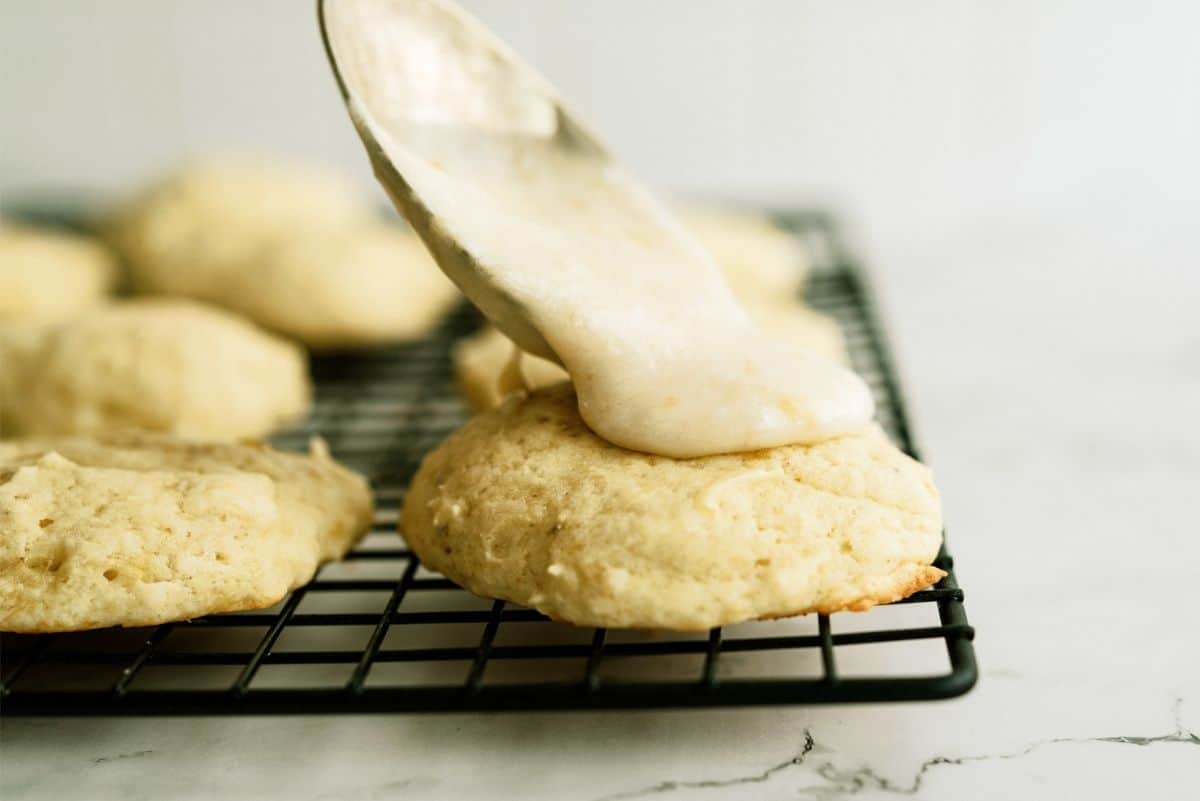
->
[320,0,626,362]
[318,0,876,457]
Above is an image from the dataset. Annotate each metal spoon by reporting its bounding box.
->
[319,0,877,457]
[318,0,699,364]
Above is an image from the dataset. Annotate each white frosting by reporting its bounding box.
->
[328,0,873,457]
[370,120,872,456]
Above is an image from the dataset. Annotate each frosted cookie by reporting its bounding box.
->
[679,205,808,304]
[402,385,944,630]
[108,157,372,296]
[0,434,372,632]
[453,303,847,413]
[0,299,310,439]
[0,224,116,322]
[219,222,460,349]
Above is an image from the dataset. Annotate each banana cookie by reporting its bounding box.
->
[108,159,458,348]
[402,385,943,630]
[226,222,460,349]
[108,157,370,297]
[0,434,372,632]
[679,205,809,305]
[0,299,310,439]
[0,224,116,322]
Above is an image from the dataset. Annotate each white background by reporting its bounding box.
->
[3,3,1199,799]
[3,0,1198,248]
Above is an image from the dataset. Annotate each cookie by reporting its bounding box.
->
[0,299,310,439]
[751,302,848,365]
[107,159,459,348]
[221,222,460,349]
[108,157,372,297]
[452,325,569,412]
[402,385,944,630]
[453,303,846,413]
[0,433,373,632]
[0,323,44,437]
[679,205,808,304]
[0,224,116,322]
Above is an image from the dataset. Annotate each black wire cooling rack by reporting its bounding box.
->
[0,211,976,714]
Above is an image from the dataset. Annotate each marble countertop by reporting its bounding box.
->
[3,209,1198,800]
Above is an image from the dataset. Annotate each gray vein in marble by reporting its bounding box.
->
[800,699,1197,799]
[91,750,154,766]
[591,699,1196,801]
[591,731,816,801]
[308,777,435,801]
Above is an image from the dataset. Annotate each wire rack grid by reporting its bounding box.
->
[0,212,976,714]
